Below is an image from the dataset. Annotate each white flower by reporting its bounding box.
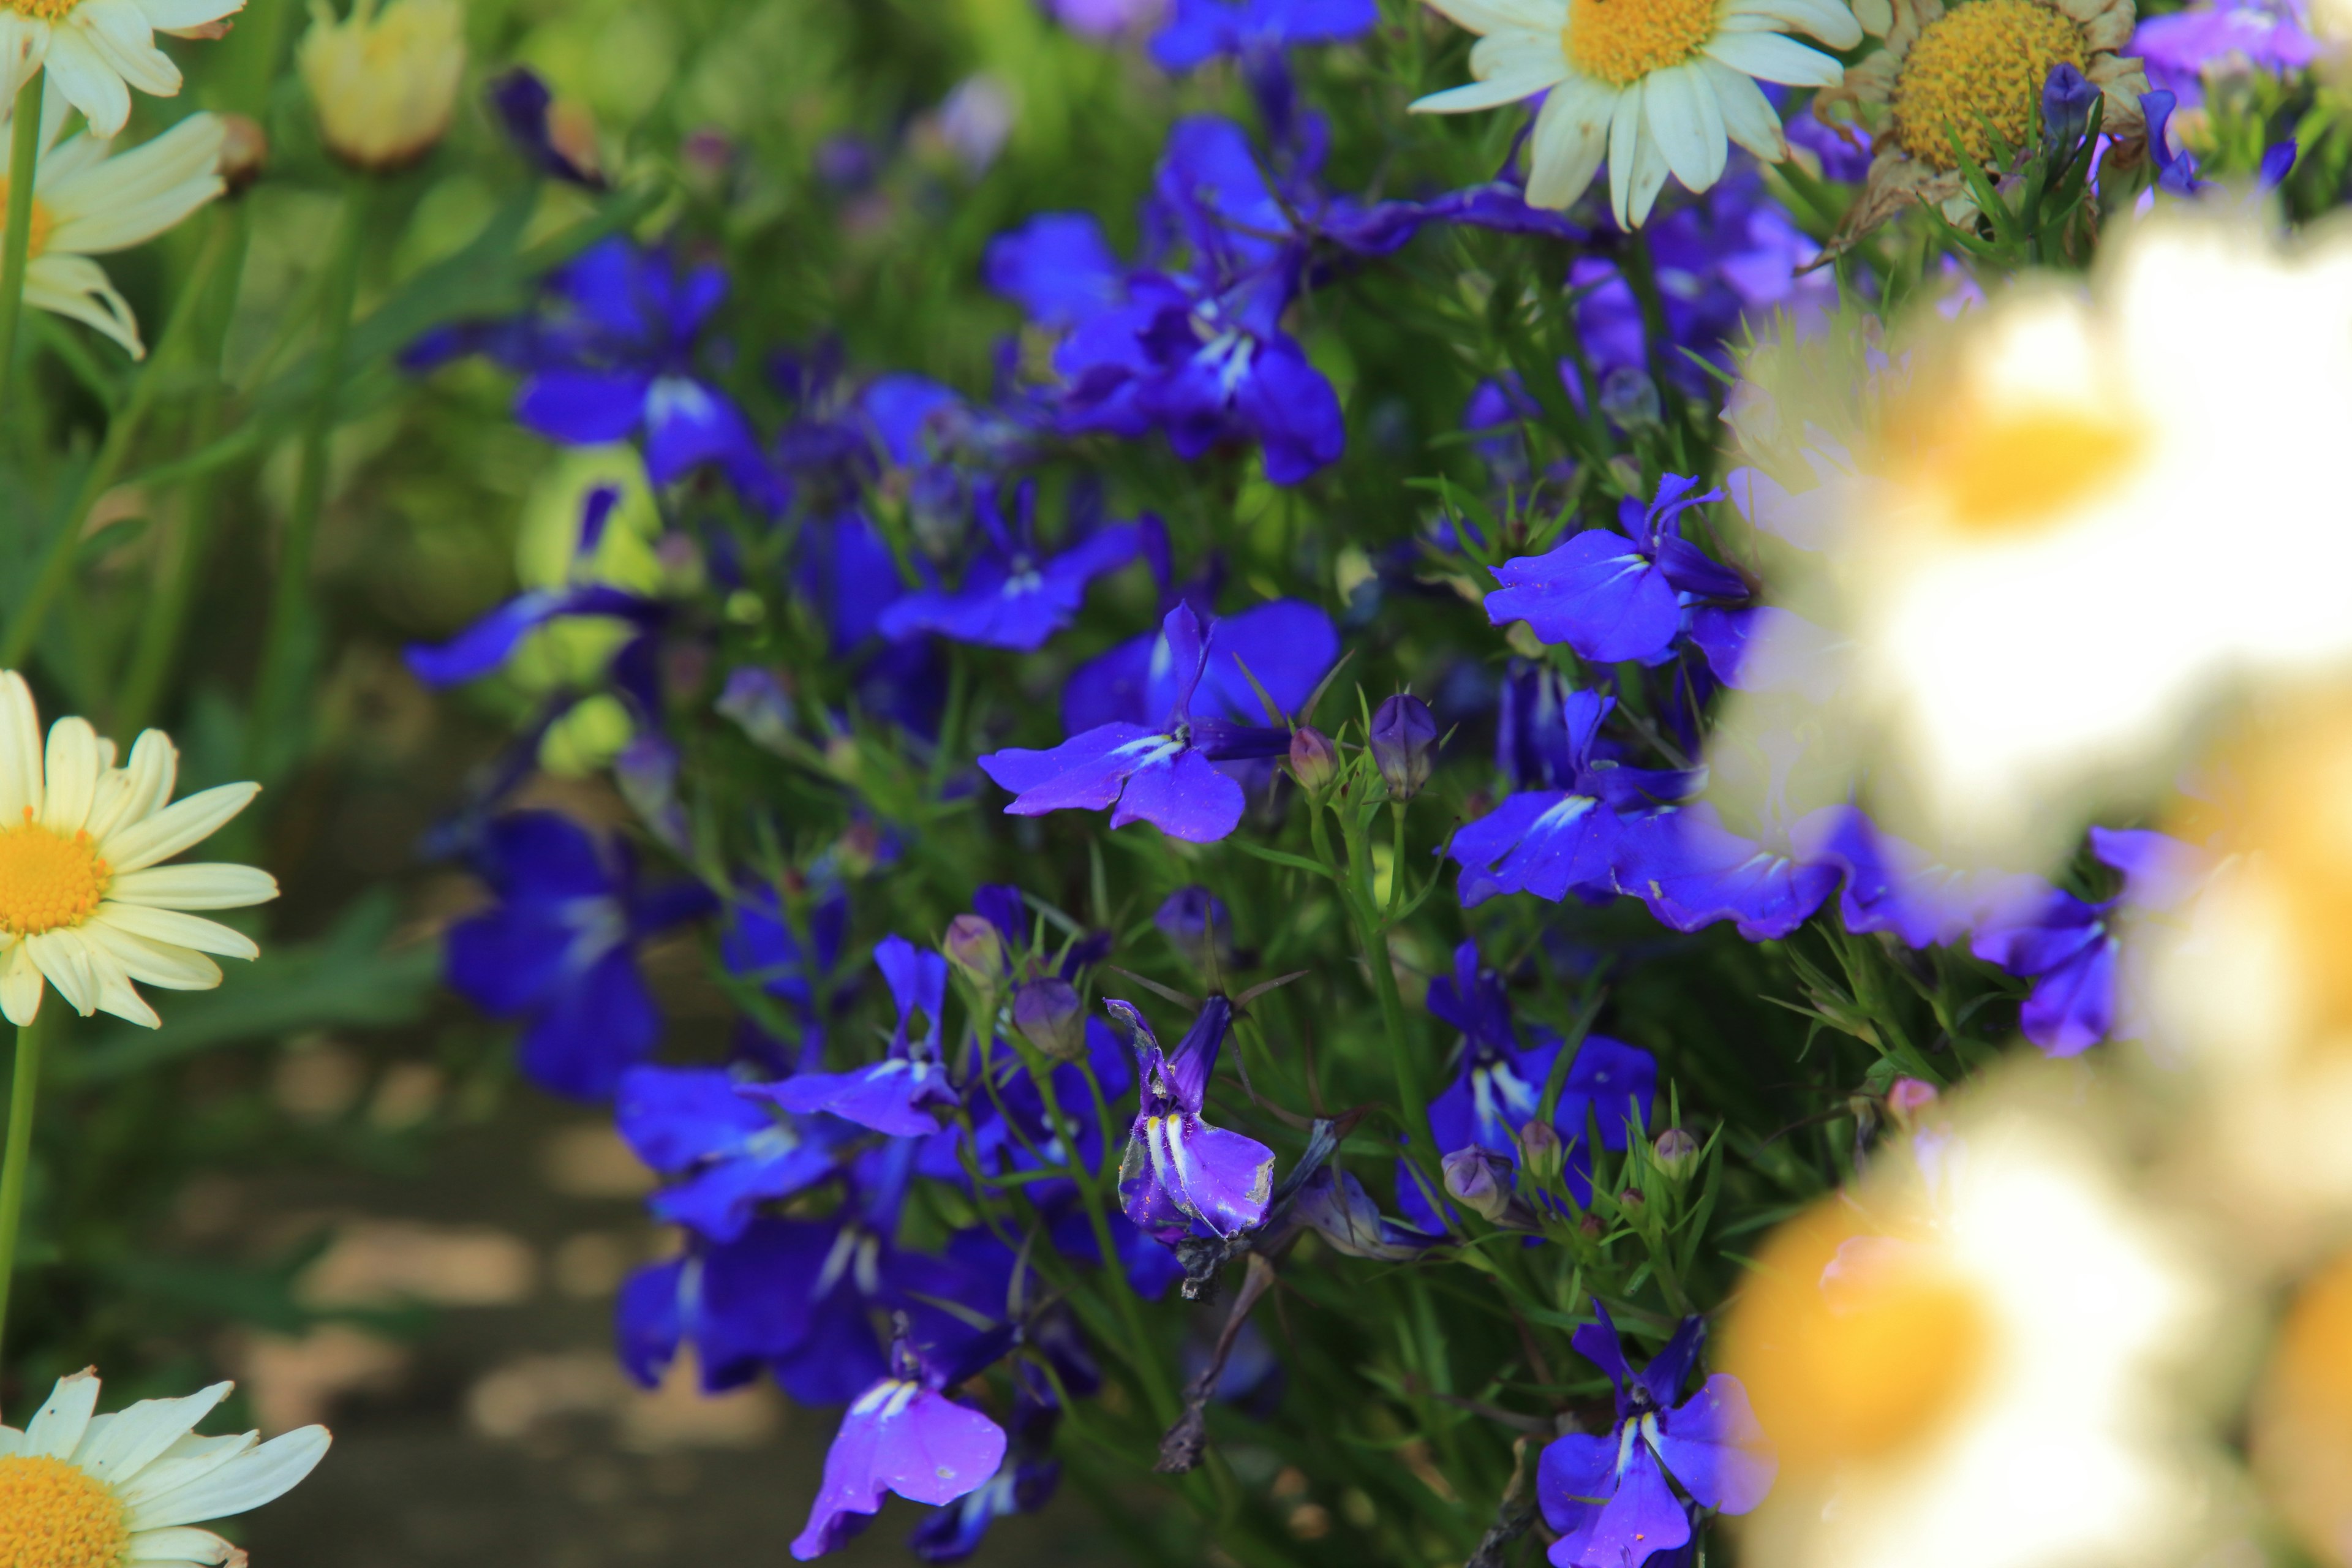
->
[0,0,246,141]
[296,0,465,173]
[0,669,276,1030]
[1408,0,1860,227]
[3,100,224,358]
[1724,1082,2219,1568]
[0,1368,328,1568]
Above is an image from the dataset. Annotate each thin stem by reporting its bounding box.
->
[0,74,45,426]
[0,1014,44,1354]
[1332,801,1432,1166]
[248,181,369,776]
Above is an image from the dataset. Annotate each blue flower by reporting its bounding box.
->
[1536,1306,1774,1568]
[2134,0,2318,108]
[747,935,959,1136]
[1613,801,1841,942]
[488,67,606,188]
[906,1373,1065,1562]
[878,480,1144,652]
[1150,0,1378,71]
[1109,996,1278,1244]
[977,605,1291,843]
[444,812,714,1099]
[1425,941,1657,1160]
[617,1218,827,1394]
[1485,475,1748,665]
[1060,597,1338,736]
[1970,884,2120,1057]
[614,1065,844,1242]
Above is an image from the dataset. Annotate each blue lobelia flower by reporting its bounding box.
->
[791,1326,1014,1561]
[1485,475,1749,665]
[906,1370,1065,1563]
[616,1216,829,1395]
[745,935,959,1136]
[1787,805,2034,953]
[511,237,778,505]
[877,479,1142,652]
[2134,0,2318,108]
[1109,996,1278,1245]
[445,812,715,1099]
[614,1065,845,1242]
[1970,884,2122,1057]
[1150,0,1378,70]
[488,67,606,188]
[1451,677,1696,907]
[977,604,1291,843]
[1060,595,1338,736]
[720,882,851,1065]
[1613,801,1841,942]
[1536,1305,1774,1568]
[1287,1166,1444,1259]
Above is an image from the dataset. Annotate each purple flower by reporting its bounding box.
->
[1038,0,1163,37]
[1685,606,1848,706]
[444,813,714,1099]
[1614,802,1841,942]
[1787,806,2030,952]
[878,480,1142,651]
[1485,475,1747,665]
[1060,597,1338,735]
[2135,0,2318,106]
[1970,884,2119,1056]
[403,581,663,689]
[1537,1306,1774,1568]
[488,67,605,188]
[1425,942,1657,1159]
[907,1374,1065,1562]
[617,1218,831,1394]
[793,1337,1011,1560]
[616,1065,844,1241]
[745,936,959,1136]
[1150,0,1377,70]
[976,605,1290,843]
[1287,1166,1442,1259]
[1109,996,1278,1244]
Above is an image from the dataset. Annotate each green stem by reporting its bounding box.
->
[1332,802,1431,1166]
[248,181,369,776]
[0,74,44,427]
[0,1015,43,1354]
[2,212,239,672]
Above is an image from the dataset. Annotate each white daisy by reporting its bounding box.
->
[3,99,224,358]
[1408,0,1861,227]
[0,0,246,141]
[296,0,466,174]
[0,1368,328,1568]
[0,669,276,1030]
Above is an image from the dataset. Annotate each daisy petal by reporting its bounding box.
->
[1608,79,1647,229]
[124,1525,241,1565]
[1411,52,1570,111]
[1644,62,1728,191]
[1422,0,1567,31]
[92,905,257,960]
[25,929,99,1015]
[0,940,42,1027]
[128,1425,331,1529]
[1719,0,1864,46]
[80,922,221,991]
[97,782,260,872]
[0,673,42,822]
[40,25,134,137]
[24,1370,102,1459]
[1526,75,1615,208]
[105,864,277,910]
[1701,57,1790,159]
[71,0,180,97]
[1626,114,1673,223]
[118,1433,257,1510]
[135,0,247,28]
[40,716,102,835]
[74,1383,232,1485]
[85,729,175,843]
[1702,29,1845,85]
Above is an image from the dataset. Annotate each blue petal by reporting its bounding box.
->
[979,723,1165,812]
[516,368,650,445]
[1555,1036,1657,1152]
[984,213,1127,326]
[1655,1374,1776,1515]
[616,1065,771,1172]
[1234,330,1345,485]
[1616,805,1839,941]
[643,376,762,487]
[1110,745,1246,842]
[1535,1428,1618,1536]
[1487,530,1683,665]
[754,1059,957,1138]
[516,944,660,1099]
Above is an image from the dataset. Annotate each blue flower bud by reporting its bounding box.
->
[1369,695,1436,801]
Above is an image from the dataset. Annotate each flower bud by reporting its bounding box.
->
[1518,1118,1564,1182]
[1578,1213,1606,1240]
[1013,978,1087,1061]
[1653,1128,1701,1181]
[717,666,796,755]
[1598,365,1661,429]
[1885,1077,1939,1133]
[2040,62,2095,153]
[1617,1187,1646,1213]
[1155,886,1232,973]
[943,914,1007,987]
[300,0,467,174]
[1441,1147,1515,1223]
[1369,694,1436,801]
[1289,725,1340,794]
[218,115,271,195]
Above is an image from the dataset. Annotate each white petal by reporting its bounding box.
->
[1608,79,1647,229]
[1624,115,1672,223]
[1644,61,1728,192]
[92,905,257,960]
[1411,37,1571,111]
[0,18,52,104]
[1420,0,1568,32]
[1702,28,1845,85]
[1719,0,1864,45]
[79,921,219,990]
[94,782,258,872]
[39,717,102,835]
[134,0,246,28]
[103,864,277,911]
[1525,75,1615,208]
[22,252,144,358]
[23,1370,101,1458]
[42,113,224,256]
[0,673,43,823]
[1701,56,1790,159]
[40,26,133,138]
[85,730,176,843]
[127,1426,330,1529]
[0,941,42,1027]
[26,929,100,1015]
[118,1433,256,1510]
[126,1526,240,1565]
[73,1384,230,1485]
[69,0,179,97]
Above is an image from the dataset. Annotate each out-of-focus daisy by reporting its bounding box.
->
[298,0,466,174]
[0,0,244,140]
[1817,0,2147,247]
[1722,1082,2216,1568]
[1408,0,1861,227]
[0,1367,329,1568]
[2252,1250,2352,1566]
[1716,209,2352,869]
[5,102,225,358]
[0,670,275,1030]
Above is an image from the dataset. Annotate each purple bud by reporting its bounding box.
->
[716,666,796,755]
[1289,725,1340,794]
[1886,1077,1940,1132]
[944,914,1006,986]
[1518,1119,1564,1182]
[2041,62,2095,152]
[1154,887,1232,972]
[1369,695,1437,801]
[1013,978,1087,1061]
[1441,1147,1515,1223]
[1653,1128,1701,1180]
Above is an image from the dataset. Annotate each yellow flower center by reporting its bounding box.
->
[2253,1253,2352,1561]
[1723,1201,1993,1476]
[1891,0,2088,168]
[2,0,80,18]
[0,1454,132,1568]
[0,178,56,261]
[1892,400,2144,535]
[1564,0,1719,87]
[0,809,110,937]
